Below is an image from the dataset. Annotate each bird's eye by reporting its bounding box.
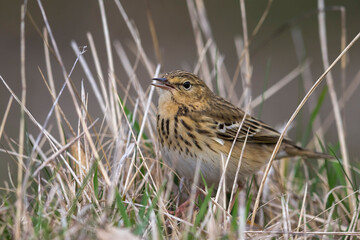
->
[183,81,192,90]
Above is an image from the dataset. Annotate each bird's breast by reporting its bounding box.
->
[156,112,239,187]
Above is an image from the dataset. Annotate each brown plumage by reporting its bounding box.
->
[152,70,331,189]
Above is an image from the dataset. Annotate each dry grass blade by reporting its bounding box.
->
[318,1,353,212]
[114,0,154,76]
[228,130,249,214]
[193,0,233,98]
[145,0,161,64]
[71,41,106,115]
[137,65,160,145]
[43,28,65,146]
[314,69,360,143]
[232,0,273,97]
[294,183,307,239]
[14,5,27,239]
[239,0,252,108]
[251,61,310,108]
[0,97,13,141]
[98,0,118,135]
[215,100,251,211]
[186,0,212,88]
[291,26,325,149]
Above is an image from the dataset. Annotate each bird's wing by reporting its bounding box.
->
[215,116,283,144]
[193,96,286,144]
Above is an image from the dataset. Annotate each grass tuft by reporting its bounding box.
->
[0,0,359,239]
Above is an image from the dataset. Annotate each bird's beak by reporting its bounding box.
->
[152,77,175,91]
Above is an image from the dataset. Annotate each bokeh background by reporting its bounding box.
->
[1,0,360,186]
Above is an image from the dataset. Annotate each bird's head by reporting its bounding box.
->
[152,70,212,106]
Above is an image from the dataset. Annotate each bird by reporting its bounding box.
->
[152,70,332,190]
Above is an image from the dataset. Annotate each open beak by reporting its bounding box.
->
[152,77,175,91]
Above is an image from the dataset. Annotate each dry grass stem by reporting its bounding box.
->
[317,0,354,211]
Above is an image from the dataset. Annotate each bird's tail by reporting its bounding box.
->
[283,143,333,159]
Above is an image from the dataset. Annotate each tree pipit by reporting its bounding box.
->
[152,70,331,199]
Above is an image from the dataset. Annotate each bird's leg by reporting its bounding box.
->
[173,189,200,218]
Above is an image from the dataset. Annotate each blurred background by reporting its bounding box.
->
[1,0,360,186]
